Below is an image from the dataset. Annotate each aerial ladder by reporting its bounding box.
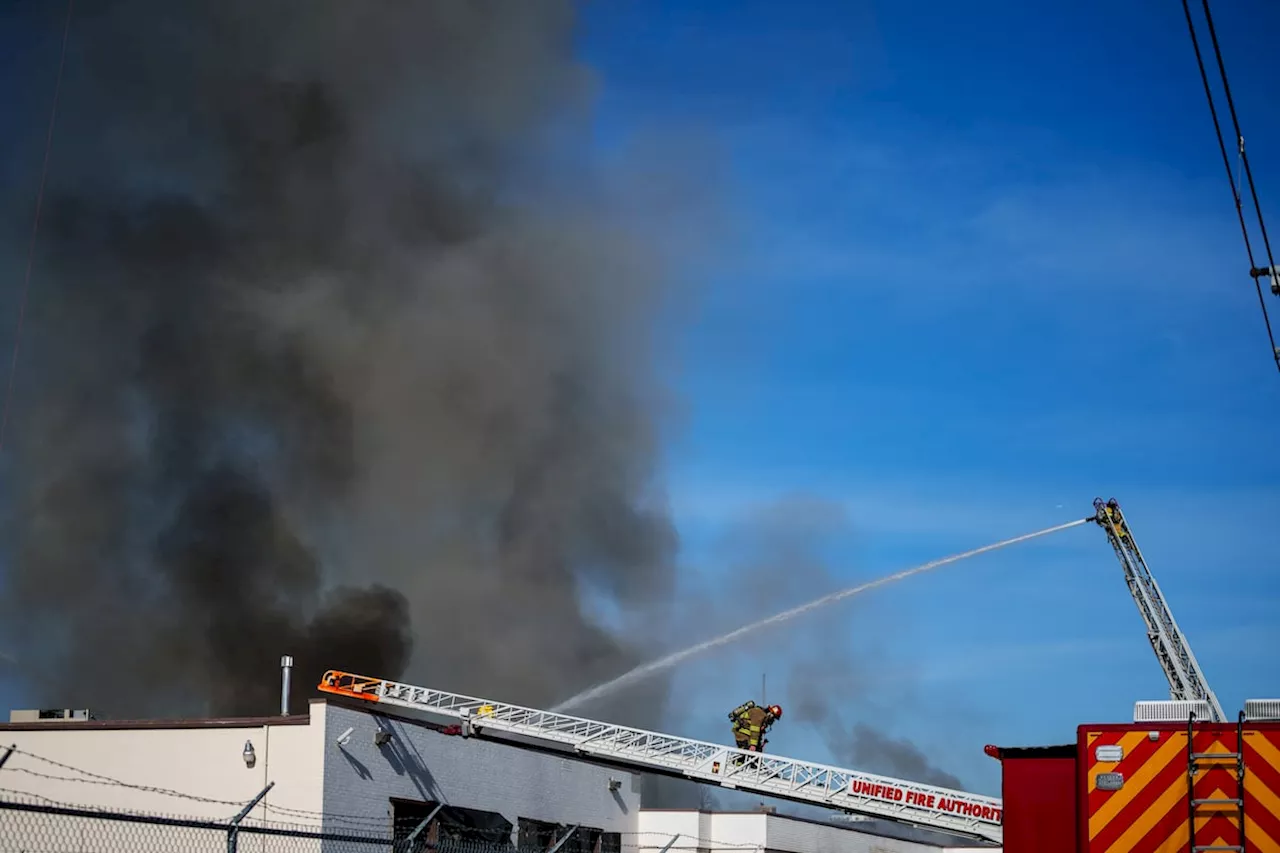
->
[1090,497,1226,723]
[317,671,1006,844]
[315,499,1217,846]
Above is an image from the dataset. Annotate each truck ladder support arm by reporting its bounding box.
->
[318,671,1004,844]
[1090,498,1225,723]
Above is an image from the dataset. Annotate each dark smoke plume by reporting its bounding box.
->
[790,673,965,790]
[1,0,710,785]
[701,497,966,791]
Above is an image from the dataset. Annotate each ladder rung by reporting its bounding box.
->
[1193,847,1243,852]
[1191,752,1241,760]
[1192,798,1243,806]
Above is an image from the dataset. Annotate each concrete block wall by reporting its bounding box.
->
[319,701,643,844]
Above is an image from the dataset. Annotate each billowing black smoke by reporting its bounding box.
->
[149,465,413,715]
[0,0,699,764]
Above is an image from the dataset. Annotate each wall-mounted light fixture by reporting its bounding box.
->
[607,778,621,792]
[242,740,257,769]
[374,727,392,747]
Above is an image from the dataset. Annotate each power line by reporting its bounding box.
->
[1179,0,1279,374]
[1197,0,1277,279]
[0,0,75,454]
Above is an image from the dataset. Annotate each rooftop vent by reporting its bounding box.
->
[8,709,93,723]
[1133,700,1214,723]
[1245,699,1280,721]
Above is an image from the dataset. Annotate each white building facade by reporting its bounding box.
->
[0,699,995,853]
[635,810,993,853]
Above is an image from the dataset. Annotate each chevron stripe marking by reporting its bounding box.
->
[1101,771,1190,853]
[1089,731,1231,850]
[1246,734,1280,852]
[1088,731,1189,839]
[1244,812,1280,853]
[1087,730,1164,794]
[1137,796,1200,853]
[1087,730,1263,853]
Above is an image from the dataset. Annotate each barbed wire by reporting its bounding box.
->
[0,786,90,810]
[0,746,252,810]
[0,748,396,829]
[0,799,394,851]
[0,801,765,853]
[0,746,777,851]
[0,785,251,828]
[0,799,770,851]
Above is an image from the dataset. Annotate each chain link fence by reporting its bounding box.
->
[0,799,620,853]
[0,800,384,853]
[0,798,492,853]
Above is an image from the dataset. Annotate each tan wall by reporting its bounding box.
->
[0,703,327,827]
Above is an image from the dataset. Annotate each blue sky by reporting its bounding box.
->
[574,0,1280,795]
[2,0,1278,803]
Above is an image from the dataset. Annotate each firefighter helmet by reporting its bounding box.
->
[768,704,783,719]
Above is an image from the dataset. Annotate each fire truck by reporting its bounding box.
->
[318,498,1277,851]
[986,500,1280,853]
[988,707,1280,853]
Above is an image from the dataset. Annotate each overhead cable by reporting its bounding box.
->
[0,0,75,453]
[1180,0,1279,373]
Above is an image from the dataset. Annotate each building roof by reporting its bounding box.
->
[0,699,325,732]
[984,743,1076,760]
[0,713,312,732]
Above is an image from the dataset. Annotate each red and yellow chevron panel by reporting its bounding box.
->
[1078,723,1280,853]
[1245,728,1280,852]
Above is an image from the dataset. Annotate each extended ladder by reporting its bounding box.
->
[1092,498,1226,722]
[318,671,1005,844]
[1185,712,1247,852]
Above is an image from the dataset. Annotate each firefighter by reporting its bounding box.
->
[1105,499,1131,543]
[729,701,782,760]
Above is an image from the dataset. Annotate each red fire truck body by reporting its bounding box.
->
[989,716,1280,853]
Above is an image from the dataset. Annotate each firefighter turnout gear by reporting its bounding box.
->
[1092,497,1132,544]
[729,700,781,758]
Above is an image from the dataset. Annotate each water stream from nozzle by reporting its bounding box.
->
[551,516,1091,713]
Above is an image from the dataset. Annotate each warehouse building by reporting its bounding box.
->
[0,698,993,853]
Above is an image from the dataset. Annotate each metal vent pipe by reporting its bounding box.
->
[281,655,294,716]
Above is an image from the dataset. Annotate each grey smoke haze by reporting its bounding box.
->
[790,672,965,790]
[706,497,966,791]
[1,3,712,815]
